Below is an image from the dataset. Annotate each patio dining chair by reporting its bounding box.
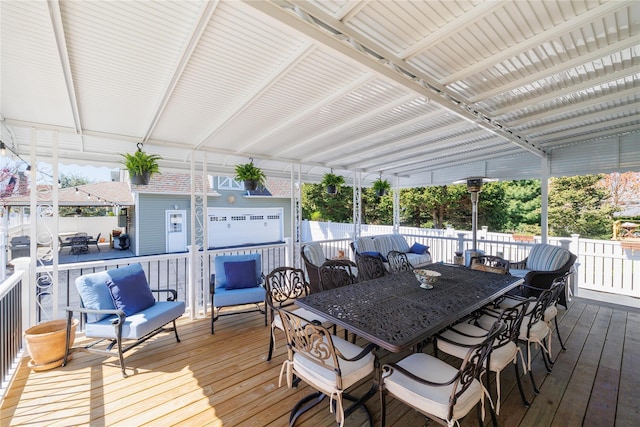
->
[435,299,532,415]
[277,308,377,427]
[264,267,330,362]
[386,250,413,273]
[380,321,506,427]
[70,235,89,254]
[318,259,357,291]
[87,233,101,251]
[301,243,329,294]
[356,254,387,282]
[477,284,559,395]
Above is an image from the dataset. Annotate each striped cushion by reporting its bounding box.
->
[303,244,326,266]
[354,237,377,254]
[526,245,571,271]
[373,234,410,256]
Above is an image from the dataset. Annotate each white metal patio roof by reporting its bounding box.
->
[1,0,638,187]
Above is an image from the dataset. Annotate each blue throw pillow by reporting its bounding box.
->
[361,251,386,262]
[224,260,259,290]
[105,266,155,316]
[410,242,429,254]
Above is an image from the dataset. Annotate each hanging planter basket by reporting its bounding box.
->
[326,184,338,194]
[24,319,78,371]
[130,171,151,185]
[243,179,259,191]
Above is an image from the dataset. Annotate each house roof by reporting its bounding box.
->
[1,1,638,188]
[3,181,134,206]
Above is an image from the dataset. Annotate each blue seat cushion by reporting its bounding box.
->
[213,285,265,308]
[85,301,185,340]
[224,260,259,289]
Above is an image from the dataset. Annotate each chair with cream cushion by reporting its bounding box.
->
[264,267,330,362]
[478,284,558,395]
[277,309,376,427]
[435,299,531,415]
[380,321,505,427]
[301,243,329,294]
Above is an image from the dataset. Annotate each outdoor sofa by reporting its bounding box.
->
[351,234,431,269]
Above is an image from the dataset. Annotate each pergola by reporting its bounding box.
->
[1,0,638,187]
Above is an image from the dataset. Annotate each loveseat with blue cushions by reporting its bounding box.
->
[351,234,432,269]
[64,262,185,377]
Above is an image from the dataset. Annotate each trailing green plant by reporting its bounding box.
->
[372,177,391,196]
[120,144,161,177]
[321,172,345,194]
[234,159,266,187]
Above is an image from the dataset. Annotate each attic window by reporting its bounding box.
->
[217,176,244,190]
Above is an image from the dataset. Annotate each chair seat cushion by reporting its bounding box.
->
[383,352,482,422]
[293,334,374,395]
[509,269,530,278]
[85,301,185,340]
[213,285,265,308]
[272,307,328,331]
[437,323,518,372]
[405,252,432,268]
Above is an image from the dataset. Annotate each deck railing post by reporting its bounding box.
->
[457,233,466,256]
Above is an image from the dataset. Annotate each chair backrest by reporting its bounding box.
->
[213,253,262,289]
[301,243,326,267]
[449,321,505,419]
[265,267,310,311]
[522,286,557,334]
[493,299,531,350]
[525,244,571,272]
[356,254,387,282]
[319,259,357,291]
[387,250,413,273]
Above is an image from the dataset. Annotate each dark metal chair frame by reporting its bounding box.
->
[380,321,506,427]
[356,254,387,282]
[318,259,357,291]
[435,298,532,416]
[70,235,89,254]
[264,267,312,362]
[277,308,377,427]
[386,250,413,273]
[87,232,101,251]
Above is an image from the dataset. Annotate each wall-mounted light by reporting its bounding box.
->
[174,204,179,210]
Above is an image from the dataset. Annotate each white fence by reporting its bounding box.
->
[302,220,640,299]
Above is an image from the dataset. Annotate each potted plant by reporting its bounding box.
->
[120,143,161,185]
[235,158,266,191]
[321,171,345,194]
[372,177,391,197]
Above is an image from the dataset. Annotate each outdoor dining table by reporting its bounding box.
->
[296,263,524,353]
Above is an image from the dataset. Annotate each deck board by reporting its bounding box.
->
[1,297,636,427]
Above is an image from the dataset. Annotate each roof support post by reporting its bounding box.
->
[353,171,361,240]
[393,175,400,234]
[541,155,550,244]
[292,163,302,268]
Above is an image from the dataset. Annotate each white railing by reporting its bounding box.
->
[1,271,24,400]
[303,221,640,299]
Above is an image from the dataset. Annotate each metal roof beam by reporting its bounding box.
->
[249,0,547,158]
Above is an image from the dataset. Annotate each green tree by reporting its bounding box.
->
[361,188,393,225]
[548,175,614,239]
[301,183,353,222]
[504,179,541,232]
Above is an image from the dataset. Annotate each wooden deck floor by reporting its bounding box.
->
[1,297,638,427]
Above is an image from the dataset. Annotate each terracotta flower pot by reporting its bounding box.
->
[24,319,78,371]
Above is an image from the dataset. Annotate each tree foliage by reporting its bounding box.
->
[301,174,623,239]
[548,175,614,239]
